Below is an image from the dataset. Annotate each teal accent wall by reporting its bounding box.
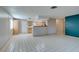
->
[65,14,79,37]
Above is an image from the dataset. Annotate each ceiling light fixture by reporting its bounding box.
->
[51,6,57,9]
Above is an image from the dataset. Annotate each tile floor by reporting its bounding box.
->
[3,34,79,52]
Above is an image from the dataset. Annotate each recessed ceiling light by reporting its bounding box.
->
[51,6,57,9]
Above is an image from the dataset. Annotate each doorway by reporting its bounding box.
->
[10,19,33,35]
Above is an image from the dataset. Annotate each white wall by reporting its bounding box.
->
[20,20,28,33]
[0,18,10,49]
[48,18,56,35]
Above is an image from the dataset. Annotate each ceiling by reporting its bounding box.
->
[0,6,79,19]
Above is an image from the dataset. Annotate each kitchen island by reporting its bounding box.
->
[33,26,48,36]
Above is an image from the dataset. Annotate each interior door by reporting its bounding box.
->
[13,20,20,35]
